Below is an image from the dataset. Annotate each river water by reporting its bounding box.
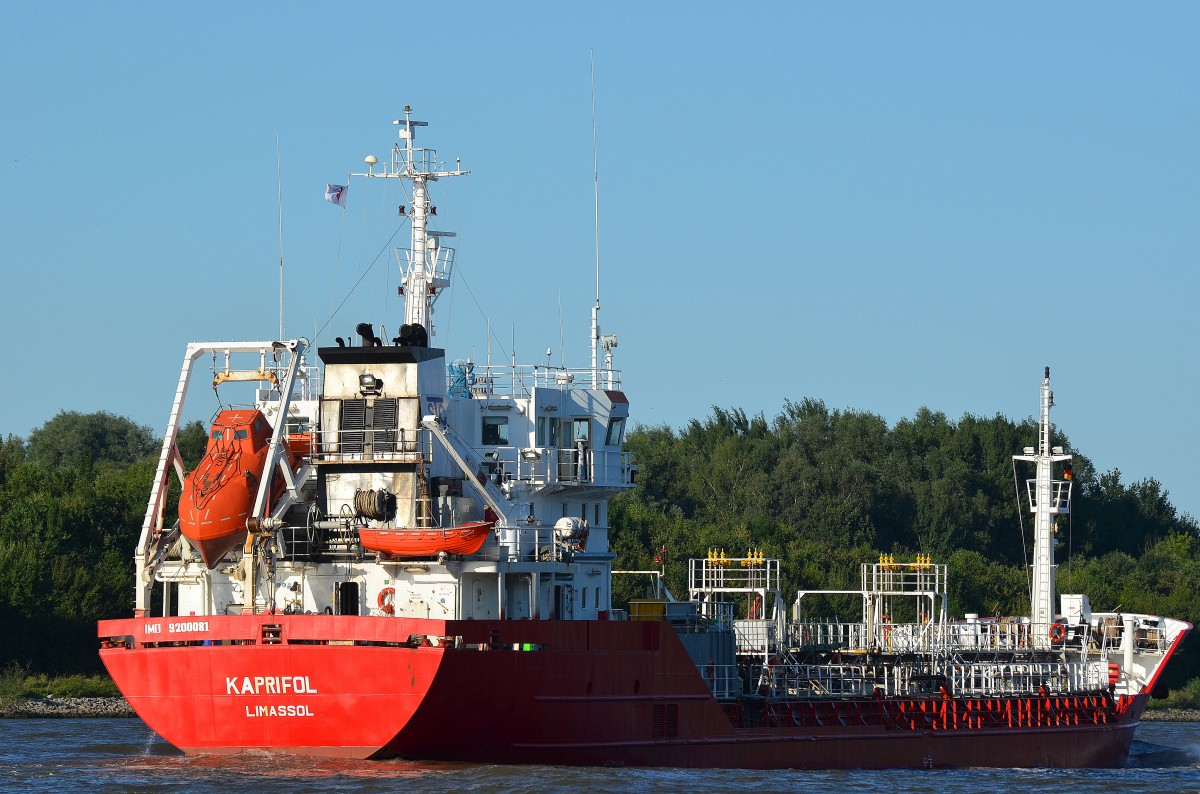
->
[3,719,1198,793]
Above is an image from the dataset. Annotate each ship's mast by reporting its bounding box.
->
[351,106,469,338]
[1013,367,1073,641]
[590,53,602,389]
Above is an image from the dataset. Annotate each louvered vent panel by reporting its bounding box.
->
[340,399,366,453]
[372,398,398,453]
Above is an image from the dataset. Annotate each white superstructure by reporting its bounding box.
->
[134,110,634,625]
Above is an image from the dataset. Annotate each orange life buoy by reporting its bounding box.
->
[1049,623,1066,643]
[378,586,396,615]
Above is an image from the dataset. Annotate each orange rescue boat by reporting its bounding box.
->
[358,520,494,558]
[179,409,295,568]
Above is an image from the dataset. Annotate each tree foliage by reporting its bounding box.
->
[0,414,159,673]
[26,411,157,471]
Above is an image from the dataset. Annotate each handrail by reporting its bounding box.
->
[447,363,623,397]
[791,615,1172,659]
[746,659,1107,700]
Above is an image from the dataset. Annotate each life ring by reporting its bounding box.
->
[1048,623,1066,644]
[378,586,396,615]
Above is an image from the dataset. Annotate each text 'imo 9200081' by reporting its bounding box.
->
[98,110,1189,768]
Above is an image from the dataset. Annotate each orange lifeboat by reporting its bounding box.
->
[358,520,494,558]
[179,409,295,569]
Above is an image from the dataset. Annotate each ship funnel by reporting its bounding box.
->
[356,323,380,347]
[395,323,429,348]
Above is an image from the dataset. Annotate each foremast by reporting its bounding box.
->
[1013,367,1072,644]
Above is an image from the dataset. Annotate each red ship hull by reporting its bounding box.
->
[99,614,1144,768]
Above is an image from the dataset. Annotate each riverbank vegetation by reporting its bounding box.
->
[1,405,1198,698]
[0,411,205,674]
[0,662,119,702]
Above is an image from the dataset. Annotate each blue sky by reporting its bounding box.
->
[2,3,1198,520]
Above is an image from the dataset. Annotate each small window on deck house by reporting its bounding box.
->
[537,416,557,447]
[482,416,509,446]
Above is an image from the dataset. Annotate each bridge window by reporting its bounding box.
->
[605,417,625,446]
[482,416,509,445]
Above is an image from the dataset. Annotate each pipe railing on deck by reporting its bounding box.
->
[743,660,1107,700]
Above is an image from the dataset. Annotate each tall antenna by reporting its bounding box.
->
[276,133,285,340]
[590,50,601,388]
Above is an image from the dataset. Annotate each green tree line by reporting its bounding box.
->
[1,405,1197,692]
[610,400,1200,690]
[0,412,205,674]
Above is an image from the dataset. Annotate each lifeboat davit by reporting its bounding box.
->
[357,520,494,558]
[179,409,294,569]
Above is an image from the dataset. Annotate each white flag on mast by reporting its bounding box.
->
[324,184,347,207]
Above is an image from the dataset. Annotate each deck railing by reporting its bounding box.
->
[794,617,1169,657]
[452,363,623,398]
[742,659,1108,700]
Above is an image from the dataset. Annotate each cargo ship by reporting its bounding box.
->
[99,110,1190,768]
